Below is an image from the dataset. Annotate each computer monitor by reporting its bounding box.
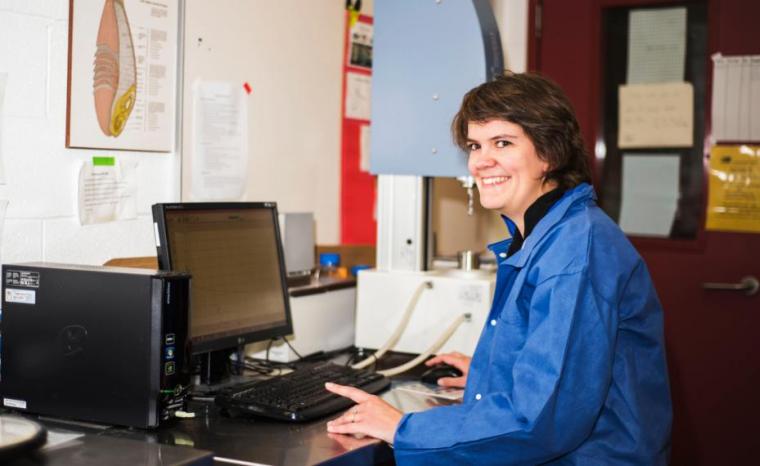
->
[152,202,294,387]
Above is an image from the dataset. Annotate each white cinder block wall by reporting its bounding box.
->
[0,0,180,266]
[0,0,527,268]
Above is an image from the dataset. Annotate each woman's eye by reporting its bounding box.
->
[467,143,480,152]
[495,140,511,148]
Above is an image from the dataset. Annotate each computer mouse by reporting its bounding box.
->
[420,364,463,385]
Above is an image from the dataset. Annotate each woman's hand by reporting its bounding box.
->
[325,382,403,444]
[425,352,471,388]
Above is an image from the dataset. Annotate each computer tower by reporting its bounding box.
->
[0,263,190,428]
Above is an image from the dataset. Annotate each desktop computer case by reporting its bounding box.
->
[0,263,190,428]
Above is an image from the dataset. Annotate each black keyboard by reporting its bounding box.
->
[215,361,391,422]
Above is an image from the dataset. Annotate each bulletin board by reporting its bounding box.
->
[340,13,375,244]
[597,3,707,239]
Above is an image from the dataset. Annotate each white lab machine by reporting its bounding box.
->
[354,0,504,358]
[248,286,356,363]
[354,269,494,356]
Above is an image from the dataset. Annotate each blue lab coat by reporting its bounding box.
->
[393,183,672,465]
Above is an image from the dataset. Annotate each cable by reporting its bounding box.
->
[376,313,470,378]
[240,356,295,376]
[231,347,246,376]
[343,347,369,367]
[298,344,353,363]
[351,280,433,370]
[281,336,303,361]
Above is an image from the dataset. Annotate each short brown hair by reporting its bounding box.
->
[452,73,592,189]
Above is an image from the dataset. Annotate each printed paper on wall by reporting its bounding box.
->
[706,145,760,233]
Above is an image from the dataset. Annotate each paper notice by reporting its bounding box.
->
[77,159,137,225]
[0,199,8,263]
[347,21,373,69]
[627,7,686,84]
[345,72,371,121]
[619,82,693,148]
[619,154,680,237]
[711,54,760,142]
[706,145,760,233]
[191,81,248,201]
[359,124,371,172]
[0,72,7,184]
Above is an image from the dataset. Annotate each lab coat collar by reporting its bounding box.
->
[487,183,596,269]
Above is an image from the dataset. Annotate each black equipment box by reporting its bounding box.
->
[0,263,190,428]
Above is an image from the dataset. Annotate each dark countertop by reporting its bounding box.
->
[5,354,454,465]
[105,398,395,466]
[5,434,215,466]
[288,276,357,298]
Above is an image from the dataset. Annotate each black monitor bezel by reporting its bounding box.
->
[152,202,294,355]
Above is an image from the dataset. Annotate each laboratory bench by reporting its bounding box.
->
[3,355,451,465]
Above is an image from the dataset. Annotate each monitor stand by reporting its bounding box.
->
[192,349,259,397]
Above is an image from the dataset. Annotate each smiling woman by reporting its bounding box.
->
[465,120,556,232]
[452,74,591,192]
[327,73,672,466]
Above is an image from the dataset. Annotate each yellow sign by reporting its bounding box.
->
[706,145,760,233]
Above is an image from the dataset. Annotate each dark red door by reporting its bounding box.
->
[530,0,760,464]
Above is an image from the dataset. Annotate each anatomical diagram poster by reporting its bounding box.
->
[66,0,179,151]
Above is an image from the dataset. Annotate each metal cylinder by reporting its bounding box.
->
[457,250,480,272]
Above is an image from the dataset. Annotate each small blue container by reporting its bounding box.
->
[350,265,371,277]
[319,253,341,267]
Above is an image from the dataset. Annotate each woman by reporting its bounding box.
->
[326,73,672,465]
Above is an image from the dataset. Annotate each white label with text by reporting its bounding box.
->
[5,288,36,305]
[3,398,27,409]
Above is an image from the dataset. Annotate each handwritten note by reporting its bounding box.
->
[619,82,693,148]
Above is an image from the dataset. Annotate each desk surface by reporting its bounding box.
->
[7,434,215,466]
[7,379,450,466]
[110,382,446,465]
[109,398,392,465]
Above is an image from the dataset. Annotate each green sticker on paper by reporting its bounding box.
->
[92,156,115,166]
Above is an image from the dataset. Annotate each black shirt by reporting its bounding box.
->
[507,188,566,258]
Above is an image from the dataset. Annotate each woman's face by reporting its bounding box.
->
[466,119,552,221]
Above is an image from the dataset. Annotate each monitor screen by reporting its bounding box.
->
[152,203,293,355]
